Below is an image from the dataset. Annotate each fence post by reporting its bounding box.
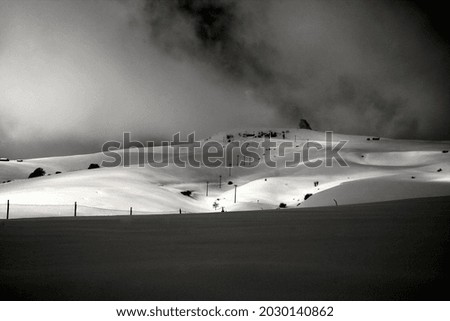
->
[74,202,77,217]
[6,200,9,220]
[206,181,209,196]
[219,175,222,189]
[130,207,133,216]
[234,185,237,203]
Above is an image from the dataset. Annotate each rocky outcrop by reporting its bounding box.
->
[299,119,312,130]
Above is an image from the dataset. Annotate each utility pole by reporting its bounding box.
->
[74,202,77,217]
[219,175,222,189]
[206,181,209,196]
[234,185,237,203]
[236,154,240,166]
[6,200,9,220]
[130,207,133,216]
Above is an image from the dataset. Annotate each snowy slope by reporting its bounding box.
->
[1,128,449,218]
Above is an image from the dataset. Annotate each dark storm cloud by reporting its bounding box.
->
[146,1,276,84]
[145,0,303,118]
[144,0,450,139]
[1,0,449,159]
[0,0,274,158]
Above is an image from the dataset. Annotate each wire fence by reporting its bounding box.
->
[0,201,189,220]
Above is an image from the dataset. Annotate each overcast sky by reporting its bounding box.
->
[1,0,449,158]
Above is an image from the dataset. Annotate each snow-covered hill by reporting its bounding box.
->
[1,128,449,218]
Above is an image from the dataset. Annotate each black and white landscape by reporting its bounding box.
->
[1,0,449,300]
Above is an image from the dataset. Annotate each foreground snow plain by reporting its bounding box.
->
[1,128,449,218]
